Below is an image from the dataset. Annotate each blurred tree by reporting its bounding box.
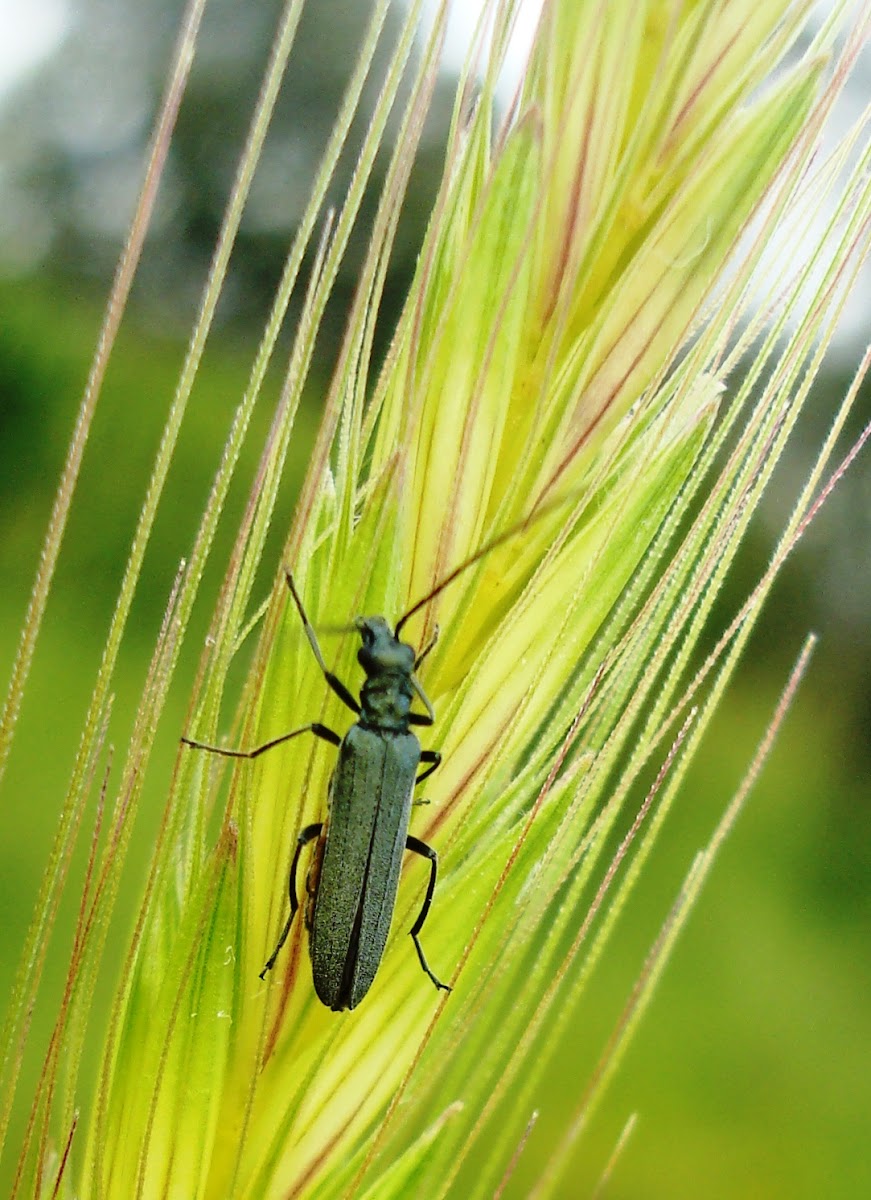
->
[0,0,455,341]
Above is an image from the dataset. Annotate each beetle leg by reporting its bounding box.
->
[285,571,361,714]
[415,748,441,784]
[408,674,436,726]
[260,823,323,979]
[414,624,439,670]
[405,835,452,994]
[181,722,340,760]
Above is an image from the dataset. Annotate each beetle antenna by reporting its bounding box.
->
[394,489,579,638]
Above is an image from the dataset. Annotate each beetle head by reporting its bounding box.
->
[355,616,415,676]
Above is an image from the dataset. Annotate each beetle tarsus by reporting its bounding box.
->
[411,931,452,994]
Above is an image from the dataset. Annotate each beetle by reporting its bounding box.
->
[182,572,449,1011]
[182,495,575,1010]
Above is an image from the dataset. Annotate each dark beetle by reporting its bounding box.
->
[183,574,449,1011]
[181,497,575,1008]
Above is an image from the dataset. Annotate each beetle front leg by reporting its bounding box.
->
[405,835,451,994]
[285,571,361,715]
[414,624,439,670]
[260,822,322,979]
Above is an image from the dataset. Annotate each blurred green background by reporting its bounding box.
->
[1,2,870,1196]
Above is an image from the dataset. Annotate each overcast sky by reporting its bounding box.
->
[0,0,544,99]
[0,0,69,99]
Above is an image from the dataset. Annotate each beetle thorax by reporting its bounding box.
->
[356,617,416,732]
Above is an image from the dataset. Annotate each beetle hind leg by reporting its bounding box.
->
[406,834,452,994]
[260,822,322,980]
